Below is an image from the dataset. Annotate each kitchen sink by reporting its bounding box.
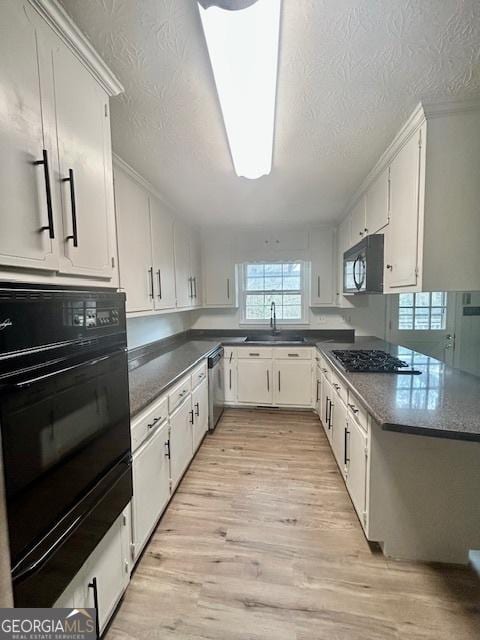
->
[244,335,307,344]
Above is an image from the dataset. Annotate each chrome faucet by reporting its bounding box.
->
[270,301,279,335]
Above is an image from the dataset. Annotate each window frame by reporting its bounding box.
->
[239,261,308,326]
[397,292,448,331]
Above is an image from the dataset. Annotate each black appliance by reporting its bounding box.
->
[343,235,384,294]
[208,346,224,431]
[0,284,132,607]
[332,350,421,375]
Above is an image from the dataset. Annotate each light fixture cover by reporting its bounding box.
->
[198,0,259,10]
[199,0,281,179]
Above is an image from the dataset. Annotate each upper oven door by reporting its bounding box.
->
[0,347,131,566]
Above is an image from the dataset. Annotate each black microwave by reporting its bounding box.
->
[343,234,384,294]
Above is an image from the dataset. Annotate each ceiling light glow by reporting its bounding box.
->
[199,0,281,180]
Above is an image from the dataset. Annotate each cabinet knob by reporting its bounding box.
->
[386,264,393,270]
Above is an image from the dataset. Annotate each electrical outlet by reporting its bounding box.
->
[317,315,327,324]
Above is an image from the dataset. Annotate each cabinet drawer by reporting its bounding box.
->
[273,347,312,360]
[347,391,368,433]
[330,371,348,405]
[191,361,207,389]
[168,376,191,413]
[223,347,237,361]
[131,396,168,452]
[237,347,273,359]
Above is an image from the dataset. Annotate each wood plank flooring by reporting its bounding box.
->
[107,409,480,640]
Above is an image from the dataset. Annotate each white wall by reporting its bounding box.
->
[127,311,192,349]
[190,295,387,338]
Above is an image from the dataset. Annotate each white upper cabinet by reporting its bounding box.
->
[114,165,153,313]
[174,222,194,308]
[350,195,367,243]
[384,127,423,289]
[309,227,336,307]
[365,168,390,235]
[0,2,59,272]
[190,231,203,307]
[150,197,176,310]
[202,230,238,307]
[0,0,122,285]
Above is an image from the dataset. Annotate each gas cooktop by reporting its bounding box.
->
[332,349,422,375]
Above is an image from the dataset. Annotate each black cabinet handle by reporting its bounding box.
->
[195,402,200,417]
[189,409,194,424]
[88,577,100,639]
[344,428,350,465]
[325,397,329,425]
[227,278,230,299]
[157,269,162,299]
[229,368,232,390]
[148,267,154,298]
[62,168,78,246]
[316,380,320,402]
[328,399,334,429]
[34,149,55,239]
[278,370,281,392]
[266,369,269,392]
[165,439,171,459]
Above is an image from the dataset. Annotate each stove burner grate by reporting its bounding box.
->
[332,349,421,374]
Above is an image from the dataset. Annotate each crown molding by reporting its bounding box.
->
[112,153,177,213]
[29,0,124,96]
[344,97,480,216]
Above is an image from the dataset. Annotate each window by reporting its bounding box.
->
[242,262,305,322]
[398,292,447,330]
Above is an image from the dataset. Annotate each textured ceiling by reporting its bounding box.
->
[60,0,480,225]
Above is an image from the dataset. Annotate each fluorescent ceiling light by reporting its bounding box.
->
[199,0,281,180]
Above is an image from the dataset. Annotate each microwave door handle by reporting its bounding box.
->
[352,255,361,290]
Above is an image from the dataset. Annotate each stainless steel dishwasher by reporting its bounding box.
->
[208,346,225,430]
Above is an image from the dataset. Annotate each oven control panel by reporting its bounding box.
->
[69,305,120,329]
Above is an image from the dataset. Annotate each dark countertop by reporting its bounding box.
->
[316,337,480,442]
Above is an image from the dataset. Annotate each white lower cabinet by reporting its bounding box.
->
[331,393,348,471]
[132,421,171,561]
[273,359,313,407]
[345,416,368,527]
[237,358,273,405]
[224,359,237,404]
[192,378,209,451]
[170,397,194,489]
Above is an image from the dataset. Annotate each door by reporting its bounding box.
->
[366,168,389,235]
[53,38,112,278]
[169,398,193,488]
[224,358,237,403]
[0,2,59,271]
[192,378,209,450]
[310,228,335,306]
[84,514,129,634]
[114,166,154,313]
[190,233,202,307]
[237,359,272,405]
[387,292,456,365]
[273,360,313,407]
[331,393,347,473]
[385,126,423,288]
[345,418,368,528]
[150,196,176,310]
[350,195,367,241]
[174,222,193,308]
[202,232,237,307]
[132,422,170,560]
[321,376,333,442]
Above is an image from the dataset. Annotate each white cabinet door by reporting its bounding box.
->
[0,2,59,272]
[366,168,389,235]
[331,393,347,472]
[237,359,272,405]
[315,365,322,415]
[192,378,209,451]
[190,232,202,307]
[169,398,194,488]
[114,166,154,313]
[273,360,313,407]
[385,127,423,289]
[150,196,176,310]
[132,422,171,560]
[174,222,193,308]
[322,377,334,443]
[202,232,237,307]
[53,38,113,278]
[84,514,129,635]
[346,418,368,528]
[224,359,237,403]
[310,227,335,306]
[350,195,367,242]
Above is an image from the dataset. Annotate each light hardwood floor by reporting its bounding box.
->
[107,409,480,640]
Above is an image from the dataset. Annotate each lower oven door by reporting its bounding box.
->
[0,347,131,573]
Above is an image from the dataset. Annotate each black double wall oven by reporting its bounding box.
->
[0,285,132,607]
